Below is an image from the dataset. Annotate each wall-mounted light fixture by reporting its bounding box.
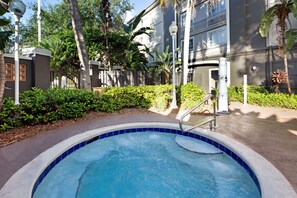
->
[251,65,257,72]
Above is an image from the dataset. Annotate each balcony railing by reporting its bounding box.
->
[179,10,226,38]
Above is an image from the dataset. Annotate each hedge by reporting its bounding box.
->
[0,83,205,131]
[228,85,297,109]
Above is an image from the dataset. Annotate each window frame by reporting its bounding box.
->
[207,27,227,48]
[181,37,194,53]
[5,63,27,81]
[208,0,225,17]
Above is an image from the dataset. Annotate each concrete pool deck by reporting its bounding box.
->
[0,102,296,195]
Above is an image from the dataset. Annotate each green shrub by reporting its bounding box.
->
[99,85,172,111]
[0,99,22,130]
[0,84,206,131]
[0,88,100,130]
[150,85,172,111]
[228,85,297,109]
[180,82,205,109]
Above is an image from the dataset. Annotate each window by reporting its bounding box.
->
[197,35,208,51]
[208,0,225,16]
[208,27,226,47]
[189,38,194,52]
[180,12,194,29]
[181,37,194,52]
[6,63,26,81]
[180,13,186,29]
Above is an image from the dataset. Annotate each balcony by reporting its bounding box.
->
[208,10,226,26]
[178,44,228,64]
[179,10,226,39]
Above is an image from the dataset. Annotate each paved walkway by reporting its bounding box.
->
[0,102,296,193]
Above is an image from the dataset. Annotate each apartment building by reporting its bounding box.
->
[132,1,175,64]
[177,0,230,92]
[136,0,297,92]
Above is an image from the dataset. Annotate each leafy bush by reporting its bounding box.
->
[180,82,205,109]
[228,85,297,109]
[99,85,173,111]
[0,88,99,130]
[0,99,22,130]
[0,83,206,131]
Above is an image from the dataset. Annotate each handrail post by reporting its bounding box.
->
[179,94,218,132]
[210,121,213,131]
[213,100,217,130]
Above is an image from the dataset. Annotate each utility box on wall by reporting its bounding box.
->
[4,47,51,98]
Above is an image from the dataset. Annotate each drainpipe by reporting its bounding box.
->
[266,0,273,88]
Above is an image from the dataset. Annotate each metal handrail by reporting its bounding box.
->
[179,94,217,132]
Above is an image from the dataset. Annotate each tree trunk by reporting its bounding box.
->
[68,0,91,90]
[0,51,6,110]
[165,71,170,84]
[58,65,62,88]
[102,0,112,71]
[282,35,292,94]
[283,52,291,94]
[104,26,112,71]
[182,0,192,85]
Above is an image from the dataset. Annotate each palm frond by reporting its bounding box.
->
[290,0,297,18]
[286,29,297,50]
[130,27,152,41]
[0,30,11,51]
[0,18,9,26]
[130,9,146,32]
[0,0,9,15]
[259,5,277,37]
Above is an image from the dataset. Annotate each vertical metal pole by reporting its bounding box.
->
[172,32,178,109]
[213,100,216,129]
[14,14,20,105]
[244,74,247,105]
[37,0,41,43]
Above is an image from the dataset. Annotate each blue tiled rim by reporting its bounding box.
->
[32,127,262,197]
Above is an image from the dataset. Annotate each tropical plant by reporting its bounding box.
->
[152,45,173,83]
[259,0,297,94]
[124,10,151,41]
[271,69,288,93]
[123,9,152,71]
[39,36,67,87]
[22,0,134,85]
[0,0,12,110]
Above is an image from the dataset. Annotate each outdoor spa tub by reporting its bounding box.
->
[0,123,296,198]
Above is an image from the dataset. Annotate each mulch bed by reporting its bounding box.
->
[0,108,151,148]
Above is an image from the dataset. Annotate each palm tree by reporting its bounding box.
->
[124,9,152,71]
[100,0,112,70]
[68,0,91,90]
[152,45,173,83]
[39,37,67,87]
[124,10,152,42]
[0,50,6,110]
[0,0,11,110]
[259,0,297,94]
